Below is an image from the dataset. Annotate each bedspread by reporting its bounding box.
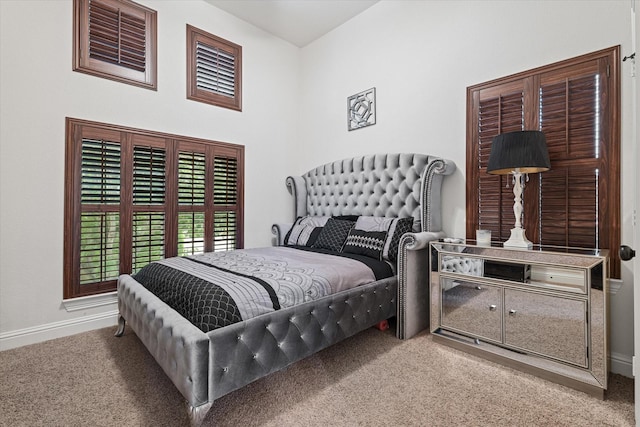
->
[133,246,392,332]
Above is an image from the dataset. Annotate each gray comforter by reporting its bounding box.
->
[133,246,392,332]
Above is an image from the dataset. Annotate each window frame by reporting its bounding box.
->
[465,46,621,277]
[73,0,158,90]
[64,118,244,299]
[186,24,242,111]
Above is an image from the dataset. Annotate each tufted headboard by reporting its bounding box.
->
[284,153,455,233]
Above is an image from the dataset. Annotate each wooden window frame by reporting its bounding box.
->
[187,24,242,111]
[466,46,621,277]
[73,0,157,90]
[64,118,245,299]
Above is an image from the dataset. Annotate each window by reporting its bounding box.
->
[73,0,157,90]
[64,118,244,299]
[466,46,620,277]
[187,24,242,111]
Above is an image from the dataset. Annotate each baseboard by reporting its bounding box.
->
[609,351,633,378]
[0,310,119,351]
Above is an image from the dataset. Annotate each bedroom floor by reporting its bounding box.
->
[0,325,634,426]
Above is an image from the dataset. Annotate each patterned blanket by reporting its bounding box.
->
[134,246,393,332]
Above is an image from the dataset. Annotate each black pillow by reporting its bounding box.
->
[386,217,414,262]
[342,229,387,260]
[311,218,354,252]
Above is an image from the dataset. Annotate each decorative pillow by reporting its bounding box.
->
[333,214,360,222]
[342,229,387,260]
[285,216,330,246]
[311,218,355,252]
[383,217,414,262]
[354,216,394,232]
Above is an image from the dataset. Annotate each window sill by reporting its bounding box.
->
[62,291,117,312]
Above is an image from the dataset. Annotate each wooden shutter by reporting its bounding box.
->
[187,25,242,111]
[65,118,245,298]
[177,150,206,256]
[78,136,121,289]
[476,87,526,241]
[74,0,157,90]
[213,155,239,251]
[466,47,620,277]
[196,42,236,97]
[131,143,166,272]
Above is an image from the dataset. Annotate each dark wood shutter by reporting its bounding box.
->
[131,143,166,272]
[74,0,157,90]
[476,87,526,241]
[187,25,242,111]
[196,42,236,97]
[466,47,620,277]
[177,150,206,256]
[64,118,244,299]
[79,138,121,285]
[213,155,239,251]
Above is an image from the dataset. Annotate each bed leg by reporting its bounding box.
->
[114,315,126,337]
[187,401,213,427]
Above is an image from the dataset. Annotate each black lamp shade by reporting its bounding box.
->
[487,130,551,175]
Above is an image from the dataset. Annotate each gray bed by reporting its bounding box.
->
[115,153,455,425]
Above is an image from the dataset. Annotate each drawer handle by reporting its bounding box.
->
[489,304,497,311]
[508,309,517,316]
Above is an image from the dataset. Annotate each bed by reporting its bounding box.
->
[115,153,455,425]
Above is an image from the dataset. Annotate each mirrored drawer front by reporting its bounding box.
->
[441,279,501,343]
[504,289,587,367]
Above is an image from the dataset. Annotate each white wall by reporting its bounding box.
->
[0,0,299,346]
[0,0,635,376]
[297,0,635,374]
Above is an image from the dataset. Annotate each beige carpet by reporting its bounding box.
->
[0,326,634,426]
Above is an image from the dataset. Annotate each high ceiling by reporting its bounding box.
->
[205,0,379,47]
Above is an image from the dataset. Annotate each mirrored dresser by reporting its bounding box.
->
[429,241,609,398]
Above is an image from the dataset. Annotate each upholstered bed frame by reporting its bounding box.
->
[116,153,455,425]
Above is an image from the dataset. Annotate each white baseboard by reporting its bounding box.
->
[0,310,119,351]
[610,351,633,378]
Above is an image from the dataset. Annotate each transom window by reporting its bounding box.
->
[186,24,242,111]
[73,0,157,90]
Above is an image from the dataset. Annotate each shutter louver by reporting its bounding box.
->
[132,212,164,272]
[88,0,146,72]
[477,91,524,241]
[214,211,237,251]
[213,156,237,205]
[178,152,206,205]
[132,145,165,271]
[80,212,120,284]
[178,151,206,256]
[196,42,236,97]
[133,146,165,204]
[178,212,205,256]
[539,71,601,249]
[540,167,598,248]
[81,139,121,204]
